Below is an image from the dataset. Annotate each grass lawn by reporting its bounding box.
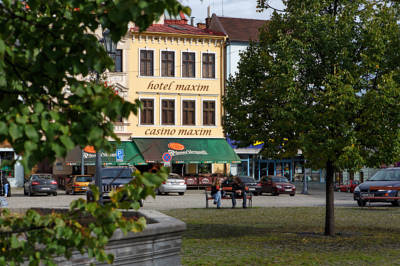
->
[164,206,400,265]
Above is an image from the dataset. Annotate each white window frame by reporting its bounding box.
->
[160,97,177,126]
[200,51,217,79]
[138,96,156,126]
[181,97,197,126]
[160,49,176,78]
[138,48,156,77]
[201,98,218,127]
[180,50,196,78]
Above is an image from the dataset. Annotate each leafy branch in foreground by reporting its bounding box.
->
[0,167,168,265]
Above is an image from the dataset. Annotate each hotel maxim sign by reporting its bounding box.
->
[146,80,210,92]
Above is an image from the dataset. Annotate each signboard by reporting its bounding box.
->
[116,149,124,162]
[162,152,172,163]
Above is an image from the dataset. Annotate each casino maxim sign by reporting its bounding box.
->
[144,128,212,136]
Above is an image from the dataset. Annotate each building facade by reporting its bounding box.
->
[55,13,239,179]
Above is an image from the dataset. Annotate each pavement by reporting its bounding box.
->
[3,186,358,210]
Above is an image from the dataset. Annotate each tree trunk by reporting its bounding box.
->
[325,160,335,236]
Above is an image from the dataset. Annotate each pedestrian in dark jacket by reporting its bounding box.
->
[231,177,246,208]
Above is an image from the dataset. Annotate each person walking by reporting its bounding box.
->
[231,177,247,208]
[211,178,222,209]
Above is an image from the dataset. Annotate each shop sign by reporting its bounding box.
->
[168,143,185,151]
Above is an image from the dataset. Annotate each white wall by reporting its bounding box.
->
[227,42,249,78]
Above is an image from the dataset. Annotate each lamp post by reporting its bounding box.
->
[95,29,117,203]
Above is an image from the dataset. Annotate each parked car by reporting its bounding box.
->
[354,168,400,207]
[156,173,187,195]
[65,175,93,195]
[259,175,296,196]
[339,180,360,193]
[86,168,143,207]
[222,176,260,195]
[24,173,57,196]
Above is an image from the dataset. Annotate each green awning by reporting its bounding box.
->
[132,138,241,164]
[83,141,146,166]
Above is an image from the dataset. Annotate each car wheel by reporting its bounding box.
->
[165,192,169,195]
[28,188,32,197]
[272,191,279,196]
[290,193,295,197]
[53,192,57,196]
[178,192,184,196]
[259,192,262,196]
[392,200,399,207]
[357,199,366,207]
[157,189,162,195]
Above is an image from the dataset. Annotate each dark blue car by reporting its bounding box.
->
[354,168,400,207]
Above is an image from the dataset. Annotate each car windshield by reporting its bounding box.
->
[169,174,183,179]
[239,176,255,183]
[76,176,92,182]
[369,169,400,181]
[272,177,289,183]
[32,174,52,180]
[101,168,132,179]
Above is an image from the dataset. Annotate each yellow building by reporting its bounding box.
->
[55,14,239,178]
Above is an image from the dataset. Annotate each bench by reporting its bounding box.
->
[360,186,400,206]
[205,186,253,208]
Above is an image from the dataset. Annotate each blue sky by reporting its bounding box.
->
[180,0,284,24]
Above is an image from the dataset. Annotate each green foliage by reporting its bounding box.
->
[224,0,400,172]
[0,0,188,171]
[0,167,169,265]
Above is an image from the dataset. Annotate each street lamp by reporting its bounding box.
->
[95,29,117,203]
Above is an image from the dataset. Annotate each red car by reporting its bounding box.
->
[259,175,296,196]
[339,180,360,193]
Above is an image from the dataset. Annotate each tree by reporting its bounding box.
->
[224,0,400,236]
[0,0,189,170]
[0,0,189,264]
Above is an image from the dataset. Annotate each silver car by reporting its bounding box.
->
[157,173,187,195]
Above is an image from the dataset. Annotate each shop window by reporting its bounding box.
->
[140,50,154,76]
[161,51,175,77]
[161,99,175,125]
[140,99,154,125]
[182,100,195,125]
[198,163,212,174]
[182,52,195,77]
[202,53,215,78]
[203,101,215,126]
[110,49,122,72]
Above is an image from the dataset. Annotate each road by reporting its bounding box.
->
[4,187,358,210]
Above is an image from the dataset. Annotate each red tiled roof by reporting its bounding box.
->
[208,15,268,42]
[130,23,225,37]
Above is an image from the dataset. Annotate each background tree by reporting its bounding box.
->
[224,0,400,236]
[0,0,189,170]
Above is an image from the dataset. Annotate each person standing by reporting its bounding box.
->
[211,178,222,209]
[231,177,247,208]
[0,174,8,197]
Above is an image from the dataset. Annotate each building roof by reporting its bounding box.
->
[131,23,225,37]
[208,14,268,42]
[130,13,225,37]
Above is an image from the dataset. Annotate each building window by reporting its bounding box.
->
[140,99,154,125]
[161,51,175,77]
[182,52,195,77]
[162,99,175,125]
[110,49,122,72]
[182,100,195,125]
[203,101,215,126]
[140,50,154,76]
[202,53,215,78]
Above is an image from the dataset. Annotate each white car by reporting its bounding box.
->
[157,173,187,195]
